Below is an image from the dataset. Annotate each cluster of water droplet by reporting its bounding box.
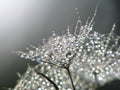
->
[14,7,120,90]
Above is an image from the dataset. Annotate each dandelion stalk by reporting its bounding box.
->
[65,67,76,90]
[93,71,100,88]
[34,69,59,90]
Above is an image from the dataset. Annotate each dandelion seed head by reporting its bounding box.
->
[14,6,120,90]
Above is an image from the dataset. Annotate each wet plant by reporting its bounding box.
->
[13,5,120,90]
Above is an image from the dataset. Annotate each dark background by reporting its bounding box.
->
[0,0,120,89]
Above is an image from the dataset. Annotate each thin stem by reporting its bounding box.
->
[66,67,75,90]
[93,71,100,88]
[35,69,59,90]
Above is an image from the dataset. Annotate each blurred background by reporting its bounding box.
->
[0,0,120,89]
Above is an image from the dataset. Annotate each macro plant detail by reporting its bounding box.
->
[13,6,120,90]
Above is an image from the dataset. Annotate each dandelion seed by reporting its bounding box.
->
[13,5,120,90]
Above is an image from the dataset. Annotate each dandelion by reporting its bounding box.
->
[13,5,120,90]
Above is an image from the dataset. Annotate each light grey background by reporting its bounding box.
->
[0,0,119,88]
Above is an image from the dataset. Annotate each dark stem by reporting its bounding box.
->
[66,67,75,90]
[93,71,100,88]
[35,69,59,90]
